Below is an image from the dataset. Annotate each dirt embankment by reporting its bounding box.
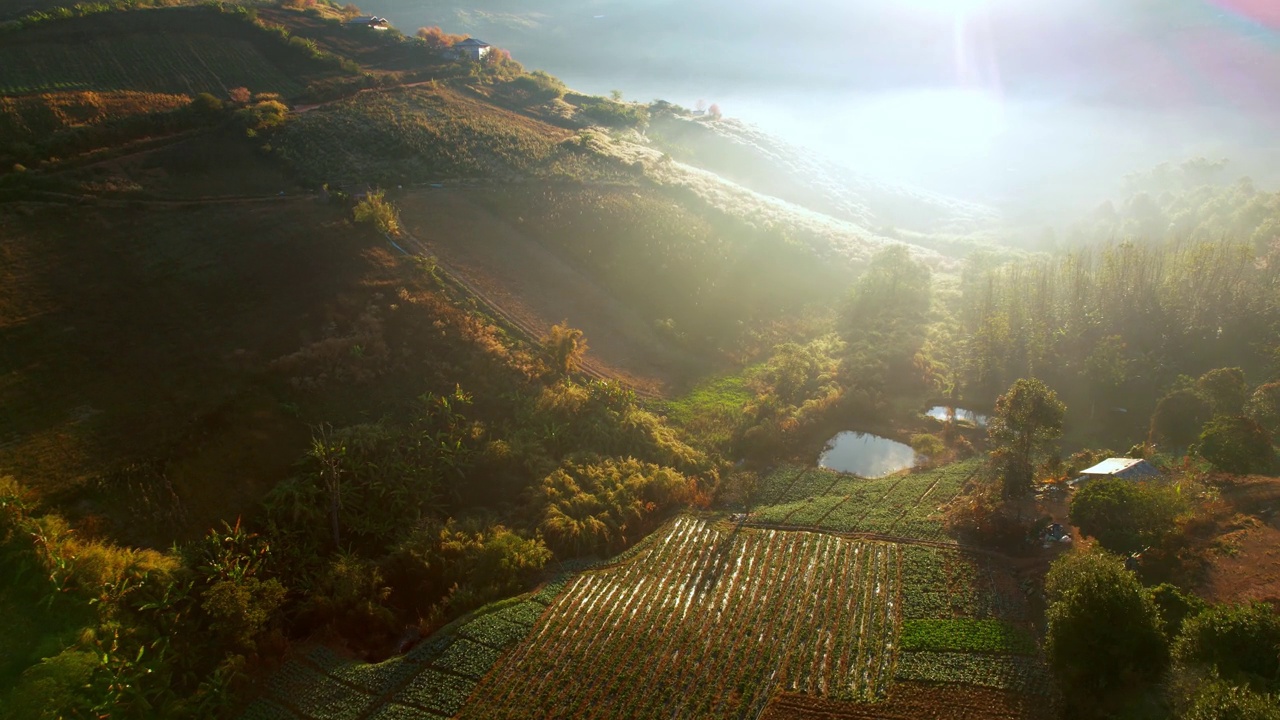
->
[1197,475,1280,606]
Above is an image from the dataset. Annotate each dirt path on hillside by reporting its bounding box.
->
[398,188,700,397]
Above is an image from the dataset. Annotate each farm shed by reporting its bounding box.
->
[1069,458,1160,488]
[453,37,492,60]
[347,16,390,29]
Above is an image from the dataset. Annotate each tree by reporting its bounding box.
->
[1197,367,1249,417]
[988,378,1065,496]
[1198,415,1274,475]
[1247,381,1280,435]
[416,26,465,50]
[707,103,722,120]
[1069,478,1185,555]
[610,89,623,101]
[542,322,588,376]
[1173,602,1280,691]
[1045,551,1169,711]
[1150,388,1213,448]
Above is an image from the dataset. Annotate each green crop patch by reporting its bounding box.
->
[894,652,1055,696]
[900,619,1038,655]
[751,459,979,541]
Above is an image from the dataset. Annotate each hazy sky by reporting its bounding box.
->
[384,0,1280,208]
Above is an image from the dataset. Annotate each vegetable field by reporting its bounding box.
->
[459,517,903,719]
[0,34,304,97]
[900,545,1030,621]
[750,459,979,540]
[892,545,1053,700]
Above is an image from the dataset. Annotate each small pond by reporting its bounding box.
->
[818,432,916,477]
[926,406,989,427]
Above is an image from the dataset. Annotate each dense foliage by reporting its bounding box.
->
[1044,551,1169,714]
[1069,478,1186,554]
[987,378,1065,496]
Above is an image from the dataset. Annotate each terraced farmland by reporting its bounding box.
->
[0,33,306,97]
[460,517,902,719]
[750,459,980,541]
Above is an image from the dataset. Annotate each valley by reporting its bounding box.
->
[1,3,1279,720]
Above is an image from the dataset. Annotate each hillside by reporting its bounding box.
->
[4,3,1276,720]
[244,509,1052,720]
[0,6,342,98]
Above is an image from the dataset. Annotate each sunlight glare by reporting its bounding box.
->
[849,90,1006,159]
[894,0,992,16]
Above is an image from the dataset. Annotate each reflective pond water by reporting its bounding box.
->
[817,432,916,477]
[925,406,989,427]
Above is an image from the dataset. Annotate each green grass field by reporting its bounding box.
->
[750,459,981,541]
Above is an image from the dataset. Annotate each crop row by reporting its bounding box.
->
[752,459,978,541]
[899,545,1030,622]
[0,34,303,97]
[900,619,1038,655]
[458,517,903,719]
[894,651,1055,696]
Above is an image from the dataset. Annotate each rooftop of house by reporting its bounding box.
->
[455,38,491,48]
[1080,457,1158,476]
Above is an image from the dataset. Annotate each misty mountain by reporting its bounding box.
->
[372,0,1280,206]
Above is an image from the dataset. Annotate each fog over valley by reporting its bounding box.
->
[379,0,1280,213]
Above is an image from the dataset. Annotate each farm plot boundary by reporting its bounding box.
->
[459,517,904,719]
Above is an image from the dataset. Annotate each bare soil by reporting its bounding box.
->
[398,186,703,396]
[1197,475,1280,605]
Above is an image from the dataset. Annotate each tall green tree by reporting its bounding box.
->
[1197,367,1249,417]
[1198,416,1274,475]
[988,378,1066,496]
[1247,381,1280,435]
[1045,551,1168,713]
[1150,388,1213,448]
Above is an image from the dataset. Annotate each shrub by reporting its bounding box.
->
[1174,602,1280,691]
[1069,478,1186,555]
[1182,677,1280,720]
[352,188,401,236]
[577,97,649,128]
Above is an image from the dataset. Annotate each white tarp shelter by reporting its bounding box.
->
[1070,457,1161,487]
